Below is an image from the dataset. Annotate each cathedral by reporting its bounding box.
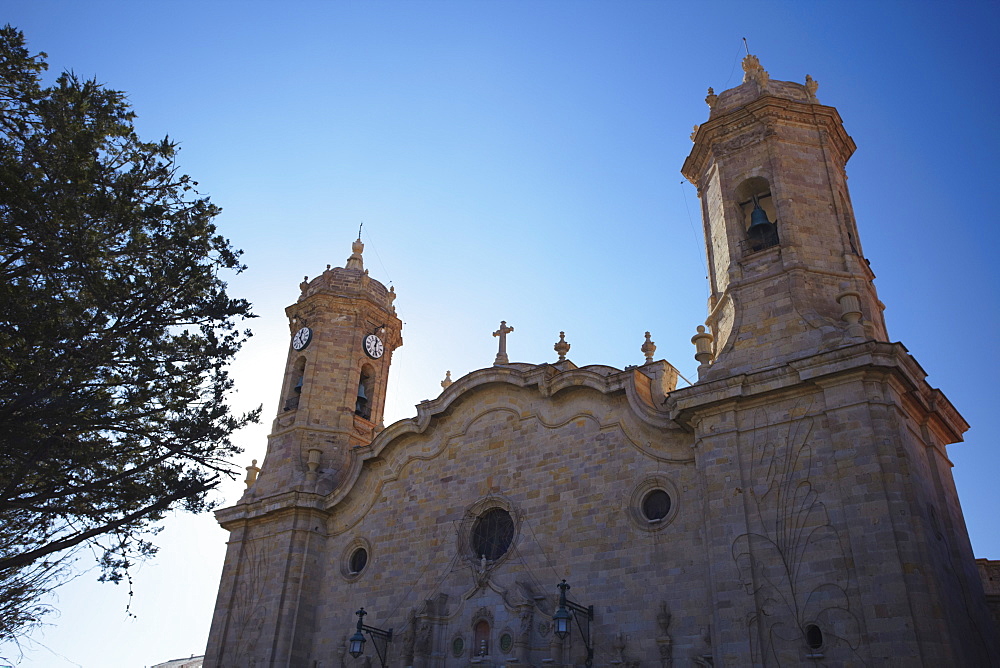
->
[203,56,998,667]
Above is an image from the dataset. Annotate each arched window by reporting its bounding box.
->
[355,364,374,420]
[473,620,490,657]
[735,177,779,253]
[283,357,306,411]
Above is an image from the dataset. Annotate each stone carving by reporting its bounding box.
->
[690,124,700,141]
[244,459,260,488]
[641,331,656,363]
[493,320,514,365]
[441,370,453,389]
[711,126,772,159]
[610,631,640,667]
[517,606,534,664]
[732,407,863,664]
[401,608,416,665]
[415,620,432,657]
[656,601,673,668]
[692,325,714,370]
[742,54,770,91]
[705,86,718,109]
[554,331,570,361]
[805,74,819,101]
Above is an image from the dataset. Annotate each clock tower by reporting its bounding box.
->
[206,238,402,666]
[254,236,402,497]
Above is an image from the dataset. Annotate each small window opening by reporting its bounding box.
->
[805,624,823,650]
[349,547,368,574]
[283,358,306,411]
[736,177,779,253]
[355,366,373,420]
[642,489,672,522]
[474,620,490,656]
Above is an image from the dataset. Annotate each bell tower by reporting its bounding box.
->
[682,55,887,378]
[255,236,402,496]
[672,56,997,666]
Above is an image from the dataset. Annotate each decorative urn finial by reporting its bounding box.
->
[441,370,453,389]
[641,331,656,363]
[346,237,365,271]
[554,331,570,361]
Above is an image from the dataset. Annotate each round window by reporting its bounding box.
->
[349,547,368,574]
[642,489,671,521]
[471,508,515,561]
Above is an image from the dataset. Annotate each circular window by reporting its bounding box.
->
[340,537,372,580]
[471,508,515,561]
[349,547,368,574]
[642,489,671,521]
[629,476,679,531]
[805,624,823,650]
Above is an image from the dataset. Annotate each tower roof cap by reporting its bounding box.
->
[704,54,820,119]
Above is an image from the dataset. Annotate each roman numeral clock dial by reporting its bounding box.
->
[364,333,384,359]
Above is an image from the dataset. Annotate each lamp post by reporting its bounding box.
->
[348,607,393,668]
[552,580,594,668]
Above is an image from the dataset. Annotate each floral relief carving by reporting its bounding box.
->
[732,406,865,665]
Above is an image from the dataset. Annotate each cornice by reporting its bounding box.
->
[682,97,856,186]
[667,341,967,444]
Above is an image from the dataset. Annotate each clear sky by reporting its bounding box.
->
[2,1,999,666]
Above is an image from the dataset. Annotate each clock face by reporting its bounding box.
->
[291,326,312,351]
[364,333,384,359]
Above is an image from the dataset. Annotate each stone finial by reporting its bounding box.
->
[492,320,514,365]
[441,370,453,389]
[742,54,770,90]
[805,74,819,101]
[306,447,322,483]
[705,87,718,109]
[300,276,309,292]
[244,459,260,488]
[690,124,700,142]
[691,325,714,366]
[554,331,570,361]
[837,290,864,338]
[641,332,657,363]
[346,237,365,271]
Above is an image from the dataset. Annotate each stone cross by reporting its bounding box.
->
[493,321,514,365]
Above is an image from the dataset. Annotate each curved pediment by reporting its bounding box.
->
[324,362,692,524]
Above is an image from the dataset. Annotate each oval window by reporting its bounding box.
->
[349,547,368,574]
[471,508,515,561]
[642,489,671,521]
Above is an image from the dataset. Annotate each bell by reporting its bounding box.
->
[746,200,778,251]
[356,384,368,401]
[293,376,304,393]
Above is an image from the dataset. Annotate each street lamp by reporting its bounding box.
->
[348,607,393,667]
[552,580,594,668]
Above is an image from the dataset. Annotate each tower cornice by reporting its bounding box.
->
[683,97,856,187]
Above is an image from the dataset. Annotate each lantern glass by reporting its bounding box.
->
[349,630,366,658]
[553,607,571,639]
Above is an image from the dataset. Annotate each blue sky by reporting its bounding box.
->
[2,2,999,666]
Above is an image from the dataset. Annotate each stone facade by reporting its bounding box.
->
[204,57,999,667]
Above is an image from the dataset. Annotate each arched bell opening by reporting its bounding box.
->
[355,363,375,420]
[283,356,306,411]
[735,176,779,253]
